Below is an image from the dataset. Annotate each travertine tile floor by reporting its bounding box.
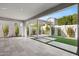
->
[0,37,76,56]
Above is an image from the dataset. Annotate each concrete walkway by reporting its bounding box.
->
[43,36,77,53]
[0,37,76,56]
[48,41,77,53]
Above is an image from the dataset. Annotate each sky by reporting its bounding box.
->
[39,4,78,20]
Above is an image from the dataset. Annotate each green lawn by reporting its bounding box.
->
[54,36,77,46]
[49,36,77,46]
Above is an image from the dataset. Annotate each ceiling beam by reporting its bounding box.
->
[0,17,23,22]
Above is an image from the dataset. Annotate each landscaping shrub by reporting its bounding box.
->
[2,24,9,37]
[45,24,50,31]
[58,28,61,36]
[14,23,19,36]
[27,26,29,36]
[31,29,36,35]
[51,27,54,35]
[45,24,50,34]
[67,27,75,37]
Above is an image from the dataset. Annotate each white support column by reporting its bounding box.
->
[54,27,58,36]
[22,21,26,37]
[29,24,31,37]
[75,25,78,39]
[77,4,79,55]
[41,26,43,35]
[50,24,52,36]
[37,19,39,38]
[25,22,27,37]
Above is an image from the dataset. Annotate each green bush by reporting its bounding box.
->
[58,28,61,36]
[51,27,54,35]
[67,27,75,37]
[2,24,9,37]
[32,29,36,35]
[14,23,19,36]
[45,24,50,34]
[26,26,29,36]
[44,24,50,31]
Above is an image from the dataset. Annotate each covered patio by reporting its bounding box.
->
[0,3,79,56]
[0,37,76,56]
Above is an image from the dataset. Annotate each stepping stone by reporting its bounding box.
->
[48,41,77,53]
[36,38,51,43]
[43,37,56,40]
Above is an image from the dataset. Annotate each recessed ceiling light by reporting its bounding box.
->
[1,8,7,10]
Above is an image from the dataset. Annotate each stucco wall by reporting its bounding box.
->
[0,20,23,37]
[54,25,77,39]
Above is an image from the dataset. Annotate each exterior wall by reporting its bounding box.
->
[25,19,77,39]
[54,25,77,39]
[26,19,52,36]
[0,20,23,37]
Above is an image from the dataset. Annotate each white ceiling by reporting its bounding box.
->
[0,3,59,20]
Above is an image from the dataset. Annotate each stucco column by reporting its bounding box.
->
[29,24,31,37]
[77,4,79,55]
[36,19,39,38]
[22,21,27,37]
[41,26,43,35]
[54,27,58,36]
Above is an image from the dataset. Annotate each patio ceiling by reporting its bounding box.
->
[0,3,59,20]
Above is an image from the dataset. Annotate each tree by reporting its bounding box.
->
[14,23,19,36]
[2,24,9,37]
[26,26,29,36]
[72,14,77,24]
[58,28,61,36]
[56,14,77,25]
[67,27,75,37]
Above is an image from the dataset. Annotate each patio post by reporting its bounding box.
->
[77,4,79,56]
[37,19,39,38]
[28,25,31,37]
[50,23,52,36]
[22,21,27,37]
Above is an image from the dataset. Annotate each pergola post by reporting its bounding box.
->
[77,4,79,56]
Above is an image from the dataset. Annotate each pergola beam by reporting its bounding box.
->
[0,17,23,22]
